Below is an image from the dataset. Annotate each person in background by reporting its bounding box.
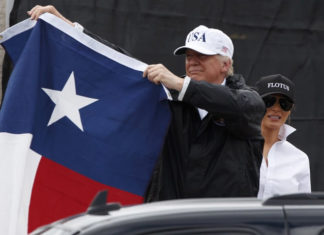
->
[255,74,311,199]
[28,5,266,200]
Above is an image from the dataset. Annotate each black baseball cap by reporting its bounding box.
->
[255,74,295,103]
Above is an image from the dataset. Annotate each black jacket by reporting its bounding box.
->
[145,76,265,201]
[83,29,265,200]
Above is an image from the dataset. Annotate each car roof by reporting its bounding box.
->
[32,192,324,234]
[110,197,268,217]
[37,197,275,232]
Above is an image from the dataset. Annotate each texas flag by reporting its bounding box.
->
[0,13,171,234]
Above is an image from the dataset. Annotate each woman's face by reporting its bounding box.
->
[262,94,293,131]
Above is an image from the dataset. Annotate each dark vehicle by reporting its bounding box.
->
[31,191,324,235]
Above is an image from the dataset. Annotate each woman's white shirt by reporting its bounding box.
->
[257,124,311,200]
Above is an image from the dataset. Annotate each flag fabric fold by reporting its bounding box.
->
[0,13,170,234]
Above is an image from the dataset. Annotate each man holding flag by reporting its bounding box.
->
[28,5,265,200]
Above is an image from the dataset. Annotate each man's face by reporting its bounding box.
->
[185,49,227,84]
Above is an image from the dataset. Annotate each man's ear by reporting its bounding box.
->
[221,58,231,73]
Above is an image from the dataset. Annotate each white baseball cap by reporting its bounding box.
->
[174,25,234,59]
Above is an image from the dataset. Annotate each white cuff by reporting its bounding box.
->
[73,22,84,32]
[178,76,191,101]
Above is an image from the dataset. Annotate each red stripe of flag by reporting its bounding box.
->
[28,157,143,232]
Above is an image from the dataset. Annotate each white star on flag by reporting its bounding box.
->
[42,71,98,131]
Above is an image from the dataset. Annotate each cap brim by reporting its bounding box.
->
[173,46,187,55]
[260,91,294,103]
[173,45,217,56]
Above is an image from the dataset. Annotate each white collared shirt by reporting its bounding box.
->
[178,76,226,120]
[257,124,311,200]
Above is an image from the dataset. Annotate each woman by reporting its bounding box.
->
[255,74,311,199]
